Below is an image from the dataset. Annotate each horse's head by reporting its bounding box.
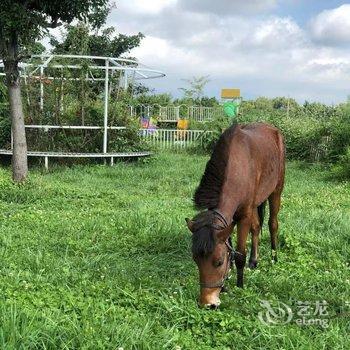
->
[186,210,233,308]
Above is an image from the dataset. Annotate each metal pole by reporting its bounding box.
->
[124,71,128,90]
[60,76,64,113]
[40,66,44,110]
[103,60,109,154]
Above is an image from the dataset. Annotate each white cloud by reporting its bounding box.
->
[310,4,350,46]
[178,0,277,16]
[116,0,177,16]
[244,17,306,50]
[133,36,200,67]
[105,1,350,104]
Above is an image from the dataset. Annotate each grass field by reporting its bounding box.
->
[0,153,349,349]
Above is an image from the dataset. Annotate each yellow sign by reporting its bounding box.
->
[221,88,241,99]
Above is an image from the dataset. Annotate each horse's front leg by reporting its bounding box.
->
[249,208,261,269]
[235,215,251,288]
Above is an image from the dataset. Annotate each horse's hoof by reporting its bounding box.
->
[221,286,229,293]
[248,260,258,269]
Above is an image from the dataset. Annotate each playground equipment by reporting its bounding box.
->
[134,105,209,148]
[130,89,243,124]
[176,118,189,140]
[130,104,224,123]
[0,54,166,168]
[221,88,242,118]
[141,128,207,149]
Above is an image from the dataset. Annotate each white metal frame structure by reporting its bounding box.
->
[129,104,225,122]
[0,54,165,166]
[140,129,210,149]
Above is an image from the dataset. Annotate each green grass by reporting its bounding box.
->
[0,153,349,349]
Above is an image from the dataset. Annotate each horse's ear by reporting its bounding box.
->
[215,225,232,242]
[185,218,195,233]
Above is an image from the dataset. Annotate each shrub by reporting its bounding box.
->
[24,99,149,153]
[331,147,350,179]
[0,81,10,149]
[195,97,350,180]
[198,115,232,152]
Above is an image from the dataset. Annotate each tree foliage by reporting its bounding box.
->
[179,75,211,102]
[51,24,144,58]
[0,1,109,59]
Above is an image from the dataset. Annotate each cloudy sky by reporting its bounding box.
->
[107,1,350,104]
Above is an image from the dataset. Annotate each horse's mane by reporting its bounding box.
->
[193,124,238,210]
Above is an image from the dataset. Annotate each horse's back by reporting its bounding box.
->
[235,123,285,205]
[241,122,283,146]
[240,122,284,164]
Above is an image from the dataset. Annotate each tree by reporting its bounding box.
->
[0,0,109,182]
[272,97,298,111]
[49,22,145,113]
[51,24,144,58]
[178,75,210,103]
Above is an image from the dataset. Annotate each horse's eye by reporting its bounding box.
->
[213,259,224,268]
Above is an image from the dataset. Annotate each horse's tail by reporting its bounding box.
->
[258,201,267,234]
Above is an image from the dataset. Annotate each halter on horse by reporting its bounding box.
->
[197,209,243,289]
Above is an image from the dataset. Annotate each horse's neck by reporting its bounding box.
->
[216,184,241,223]
[216,155,243,222]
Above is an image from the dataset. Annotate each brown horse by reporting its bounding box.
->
[186,123,285,308]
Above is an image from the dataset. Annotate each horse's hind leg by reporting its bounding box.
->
[268,191,282,263]
[249,208,260,269]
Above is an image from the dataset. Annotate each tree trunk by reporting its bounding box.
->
[3,35,28,183]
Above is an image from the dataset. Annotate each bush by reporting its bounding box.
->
[24,99,149,153]
[0,81,10,149]
[198,115,232,152]
[195,97,350,180]
[331,147,350,179]
[0,111,10,149]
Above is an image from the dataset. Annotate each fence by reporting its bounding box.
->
[139,129,208,149]
[159,106,179,122]
[188,106,223,122]
[131,105,224,122]
[309,135,333,162]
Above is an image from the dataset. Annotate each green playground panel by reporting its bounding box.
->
[223,100,240,118]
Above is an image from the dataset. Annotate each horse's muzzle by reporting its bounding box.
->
[198,288,221,308]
